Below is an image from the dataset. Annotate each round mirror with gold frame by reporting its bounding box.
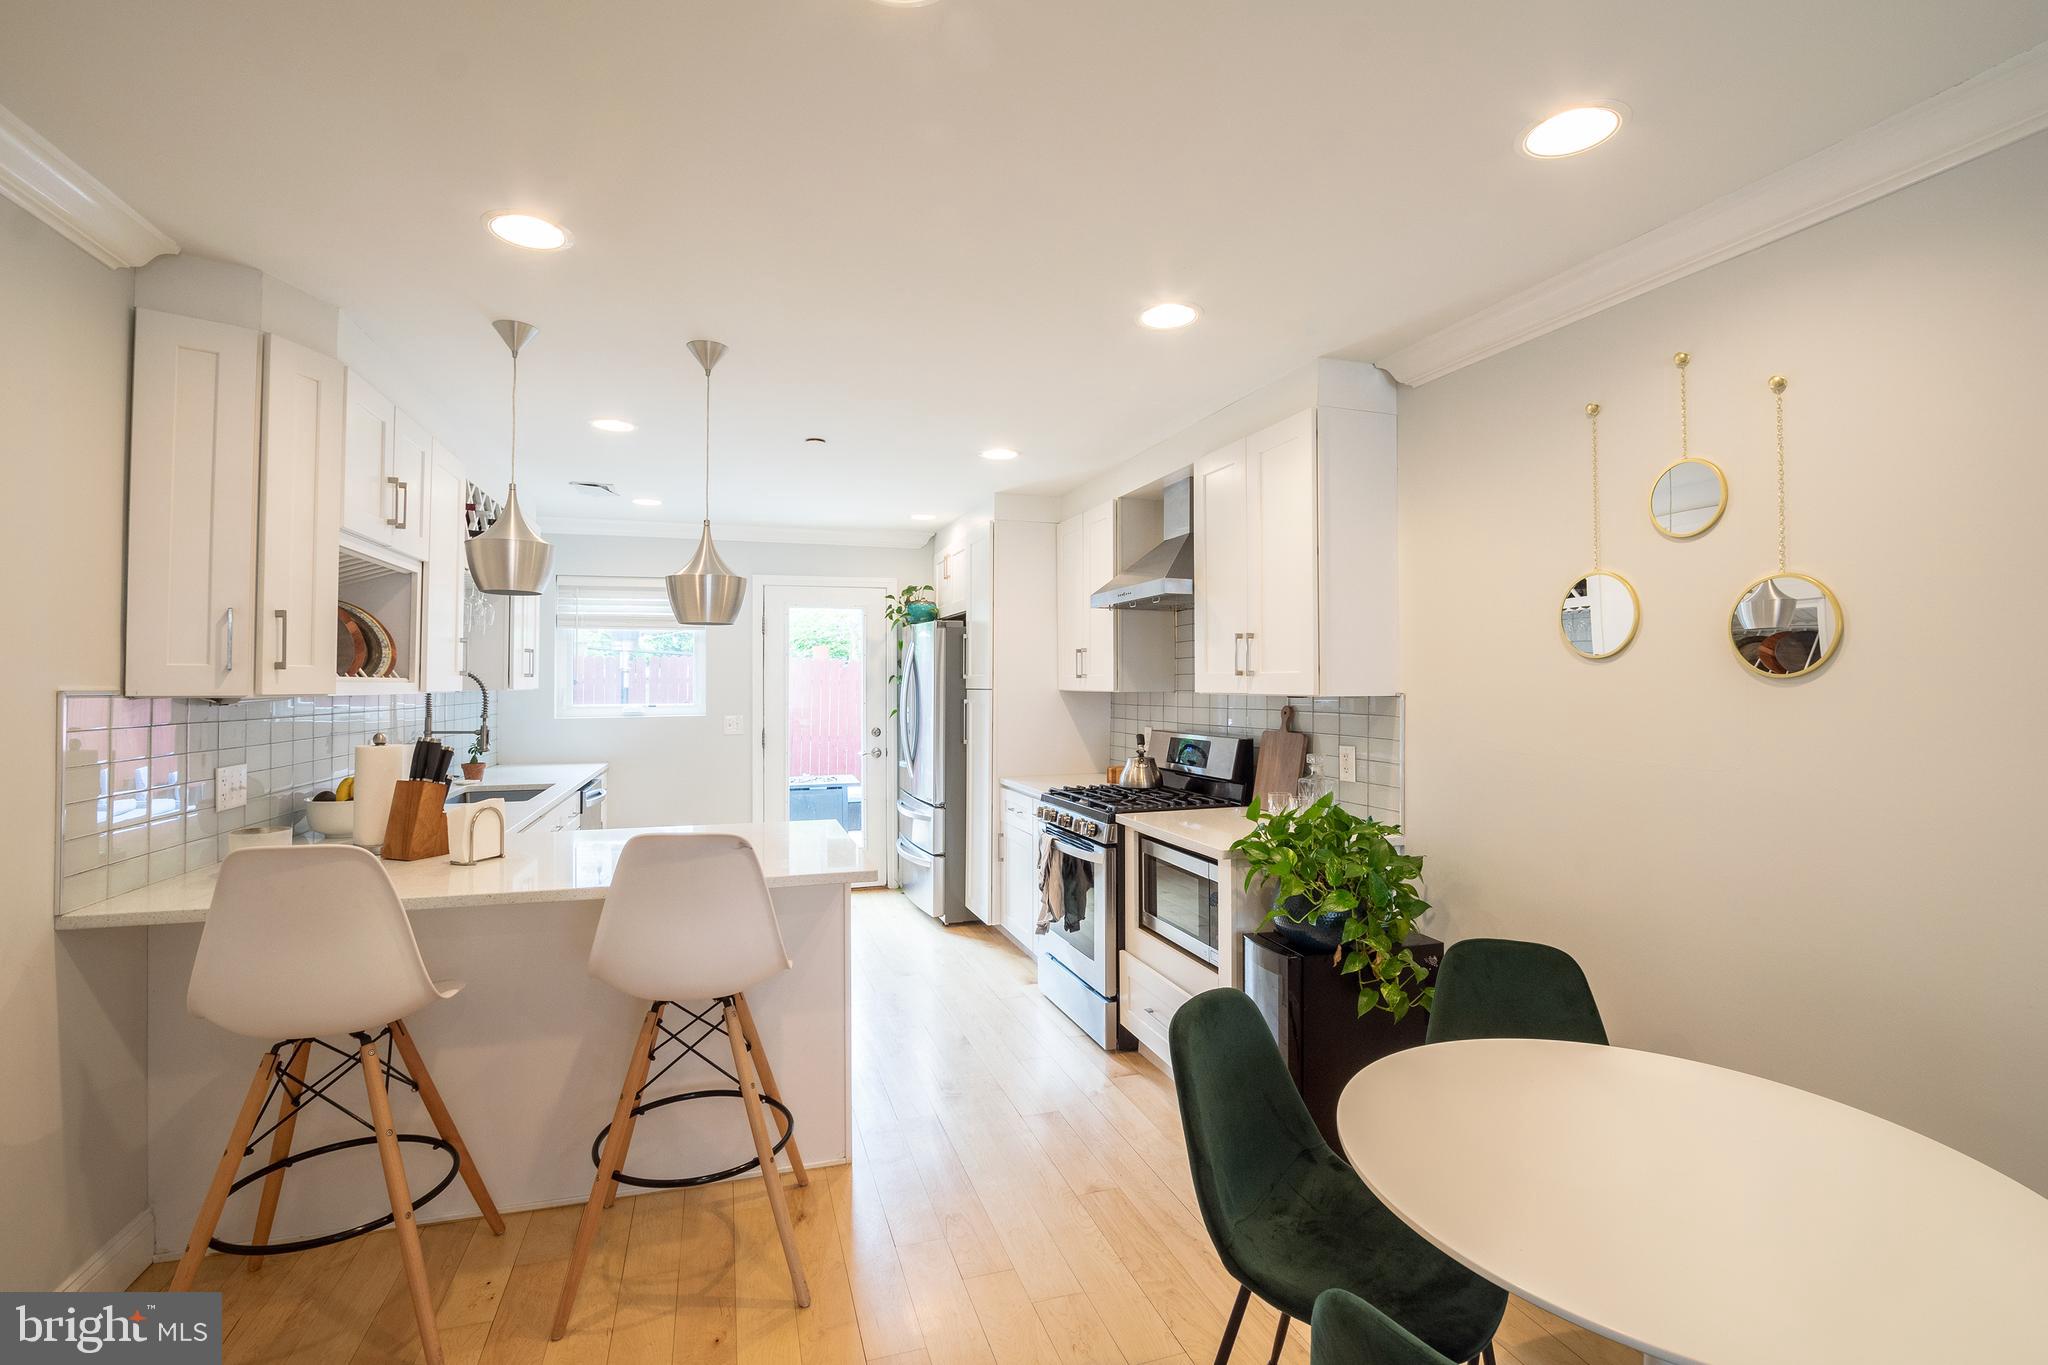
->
[1649,456,1727,537]
[1649,352,1728,538]
[1562,572,1640,659]
[1729,572,1842,678]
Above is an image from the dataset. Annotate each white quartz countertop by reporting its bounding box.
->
[999,773,1106,798]
[55,819,875,930]
[1117,807,1257,859]
[445,762,607,832]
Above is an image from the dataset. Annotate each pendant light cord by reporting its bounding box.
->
[1586,402,1602,571]
[508,350,519,489]
[1771,374,1788,571]
[703,363,713,522]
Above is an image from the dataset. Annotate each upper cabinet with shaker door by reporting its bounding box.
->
[255,335,346,695]
[126,310,263,697]
[1055,500,1173,692]
[341,374,429,559]
[1190,373,1398,696]
[962,520,992,689]
[419,442,469,694]
[469,588,542,692]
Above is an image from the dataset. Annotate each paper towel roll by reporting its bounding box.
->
[351,741,415,848]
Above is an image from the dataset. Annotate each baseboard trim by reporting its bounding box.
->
[59,1210,156,1292]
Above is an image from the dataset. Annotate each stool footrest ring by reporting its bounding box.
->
[592,1088,796,1190]
[208,1133,460,1256]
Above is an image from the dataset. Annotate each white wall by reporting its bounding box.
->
[0,197,151,1286]
[493,533,932,827]
[1397,131,2048,1192]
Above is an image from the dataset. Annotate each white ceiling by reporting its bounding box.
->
[3,1,2043,531]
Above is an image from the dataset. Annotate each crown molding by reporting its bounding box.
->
[543,515,933,549]
[1380,42,2048,386]
[0,103,177,269]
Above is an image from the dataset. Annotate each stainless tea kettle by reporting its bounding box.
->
[1117,733,1160,788]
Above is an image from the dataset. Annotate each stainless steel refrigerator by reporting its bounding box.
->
[895,619,970,923]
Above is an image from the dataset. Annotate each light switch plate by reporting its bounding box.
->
[1337,745,1357,783]
[215,763,249,812]
[723,714,745,736]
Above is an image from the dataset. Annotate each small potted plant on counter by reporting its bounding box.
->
[1230,793,1435,1020]
[462,739,488,783]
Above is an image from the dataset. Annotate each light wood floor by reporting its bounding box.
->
[133,889,1634,1365]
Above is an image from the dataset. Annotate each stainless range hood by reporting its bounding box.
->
[1091,477,1193,610]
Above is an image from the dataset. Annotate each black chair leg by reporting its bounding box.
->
[1266,1312,1291,1365]
[1479,1345,1497,1365]
[1214,1285,1251,1365]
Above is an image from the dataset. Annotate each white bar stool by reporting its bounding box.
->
[170,845,503,1365]
[551,832,810,1341]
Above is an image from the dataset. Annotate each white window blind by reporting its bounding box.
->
[554,576,677,631]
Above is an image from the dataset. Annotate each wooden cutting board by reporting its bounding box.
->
[1251,704,1310,807]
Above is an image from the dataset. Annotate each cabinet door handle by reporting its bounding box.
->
[524,645,536,678]
[397,479,410,530]
[1243,632,1255,678]
[1073,647,1083,679]
[273,609,289,671]
[1233,632,1244,676]
[386,475,402,527]
[225,606,235,674]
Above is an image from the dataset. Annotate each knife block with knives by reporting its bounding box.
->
[382,739,457,861]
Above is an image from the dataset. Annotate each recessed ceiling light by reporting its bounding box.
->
[910,513,938,522]
[980,447,1020,462]
[590,417,636,433]
[1521,104,1624,159]
[632,496,662,507]
[484,212,572,251]
[1138,302,1201,330]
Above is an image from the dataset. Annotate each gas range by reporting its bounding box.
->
[1036,730,1255,845]
[1036,784,1242,844]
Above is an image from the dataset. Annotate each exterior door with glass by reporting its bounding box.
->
[761,582,892,887]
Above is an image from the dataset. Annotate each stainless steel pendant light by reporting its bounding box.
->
[666,339,748,625]
[465,319,555,596]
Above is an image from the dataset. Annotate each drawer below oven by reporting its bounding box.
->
[1119,950,1193,1069]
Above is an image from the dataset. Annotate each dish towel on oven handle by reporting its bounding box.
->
[1036,833,1062,933]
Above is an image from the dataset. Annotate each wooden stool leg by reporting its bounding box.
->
[551,1004,663,1341]
[361,1037,445,1365]
[725,999,811,1308]
[733,991,807,1186]
[602,1104,640,1211]
[247,1040,311,1267]
[389,1018,506,1235]
[169,1048,278,1291]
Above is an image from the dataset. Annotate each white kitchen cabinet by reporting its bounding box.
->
[933,531,969,617]
[965,689,993,920]
[419,442,469,694]
[963,521,992,689]
[256,335,346,695]
[470,589,542,692]
[341,373,429,559]
[999,791,1040,950]
[125,310,262,697]
[1192,392,1397,697]
[1055,500,1172,692]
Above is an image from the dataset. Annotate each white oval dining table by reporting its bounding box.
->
[1335,1038,2048,1365]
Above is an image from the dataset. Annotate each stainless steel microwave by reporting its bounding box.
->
[1136,837,1221,966]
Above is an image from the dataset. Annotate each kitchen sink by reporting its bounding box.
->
[446,785,550,805]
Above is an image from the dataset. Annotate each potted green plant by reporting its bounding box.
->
[1230,793,1434,1020]
[461,739,488,783]
[884,584,936,715]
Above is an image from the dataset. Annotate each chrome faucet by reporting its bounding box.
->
[422,672,492,755]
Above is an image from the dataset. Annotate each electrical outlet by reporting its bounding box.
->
[215,763,249,812]
[723,714,745,736]
[1337,745,1357,784]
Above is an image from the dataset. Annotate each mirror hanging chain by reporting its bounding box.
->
[1675,351,1690,456]
[1586,401,1602,570]
[1771,374,1788,571]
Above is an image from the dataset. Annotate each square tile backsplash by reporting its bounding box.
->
[56,689,488,914]
[1109,609,1404,826]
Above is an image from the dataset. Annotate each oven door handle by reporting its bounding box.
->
[1045,830,1107,863]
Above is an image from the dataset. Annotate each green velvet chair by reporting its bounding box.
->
[1424,938,1607,1046]
[1311,1288,1455,1365]
[1169,989,1504,1365]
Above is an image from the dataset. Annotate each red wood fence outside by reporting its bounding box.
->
[570,652,699,709]
[787,653,862,781]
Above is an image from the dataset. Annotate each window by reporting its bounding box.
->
[554,576,707,718]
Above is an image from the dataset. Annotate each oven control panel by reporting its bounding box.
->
[1036,804,1107,841]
